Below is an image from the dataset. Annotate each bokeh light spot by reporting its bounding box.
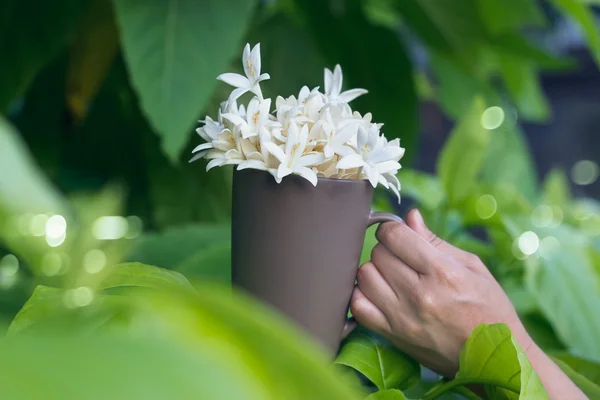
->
[64,287,94,308]
[45,215,67,239]
[571,160,599,186]
[476,194,497,220]
[92,216,128,240]
[540,236,561,260]
[46,232,66,247]
[481,106,505,130]
[518,231,539,256]
[84,249,107,274]
[531,205,553,228]
[41,252,63,276]
[0,254,19,289]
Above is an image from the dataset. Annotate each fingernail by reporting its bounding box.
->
[413,209,425,226]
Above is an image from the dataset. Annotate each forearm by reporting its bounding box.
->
[526,343,587,400]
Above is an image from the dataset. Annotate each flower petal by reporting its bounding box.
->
[332,65,343,97]
[264,142,286,163]
[189,152,206,163]
[238,160,267,171]
[298,152,325,168]
[192,142,213,153]
[206,158,227,171]
[324,68,333,95]
[277,164,293,181]
[217,73,250,88]
[222,113,248,127]
[376,161,401,174]
[338,88,368,103]
[337,154,365,170]
[363,164,378,187]
[295,167,318,186]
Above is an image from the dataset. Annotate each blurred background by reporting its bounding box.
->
[1,0,600,399]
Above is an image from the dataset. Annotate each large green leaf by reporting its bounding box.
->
[550,0,600,68]
[112,0,257,162]
[0,0,89,110]
[175,242,231,283]
[503,218,600,361]
[551,352,600,398]
[365,389,409,399]
[335,332,420,391]
[477,0,546,35]
[0,334,268,400]
[422,324,548,399]
[292,0,418,163]
[100,262,193,290]
[481,118,538,203]
[438,98,491,206]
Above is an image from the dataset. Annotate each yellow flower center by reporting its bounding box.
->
[252,111,260,124]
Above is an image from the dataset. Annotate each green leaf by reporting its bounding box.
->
[365,389,409,399]
[423,324,548,399]
[7,286,64,335]
[542,169,571,206]
[499,56,550,122]
[113,0,257,162]
[100,262,193,291]
[399,169,445,210]
[481,118,538,203]
[520,313,565,352]
[550,0,600,68]
[438,97,491,206]
[503,218,600,361]
[128,224,230,269]
[394,0,486,51]
[0,0,89,110]
[0,334,268,400]
[335,333,420,391]
[175,242,231,283]
[477,0,546,35]
[293,0,418,163]
[551,356,600,399]
[551,352,600,385]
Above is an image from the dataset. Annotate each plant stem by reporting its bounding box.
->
[421,378,520,400]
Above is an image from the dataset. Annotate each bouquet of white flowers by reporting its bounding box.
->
[191,43,405,201]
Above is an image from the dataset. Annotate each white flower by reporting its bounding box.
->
[217,43,270,104]
[191,43,405,199]
[337,124,404,188]
[189,116,225,162]
[324,65,367,105]
[264,122,324,185]
[222,98,271,139]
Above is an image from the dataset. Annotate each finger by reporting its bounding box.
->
[406,209,490,276]
[356,262,398,314]
[371,243,419,293]
[350,286,391,335]
[375,220,444,275]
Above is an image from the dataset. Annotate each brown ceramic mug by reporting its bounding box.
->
[231,168,402,353]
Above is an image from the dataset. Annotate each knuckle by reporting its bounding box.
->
[466,254,482,267]
[438,268,461,288]
[416,291,437,311]
[400,319,423,339]
[377,222,405,245]
[357,262,375,281]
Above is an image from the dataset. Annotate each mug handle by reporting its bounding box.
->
[342,211,404,339]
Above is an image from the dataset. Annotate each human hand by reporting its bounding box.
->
[350,209,532,377]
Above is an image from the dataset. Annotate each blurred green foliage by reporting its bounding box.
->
[2,0,600,398]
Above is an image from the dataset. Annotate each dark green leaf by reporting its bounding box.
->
[551,352,600,385]
[0,0,89,110]
[128,224,230,269]
[520,313,565,352]
[335,332,420,391]
[438,98,491,206]
[175,242,231,283]
[499,56,550,122]
[113,0,257,162]
[293,0,418,163]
